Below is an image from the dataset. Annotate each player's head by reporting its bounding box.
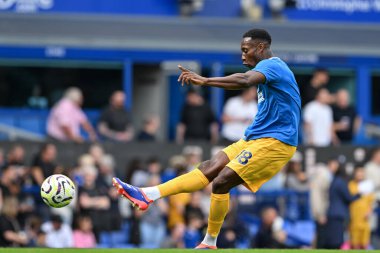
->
[241,29,272,69]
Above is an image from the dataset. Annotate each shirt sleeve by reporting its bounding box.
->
[253,59,281,84]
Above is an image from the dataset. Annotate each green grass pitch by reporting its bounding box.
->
[0,249,371,253]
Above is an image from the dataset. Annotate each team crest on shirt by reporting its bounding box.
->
[258,91,265,104]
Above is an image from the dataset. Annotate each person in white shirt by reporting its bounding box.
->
[365,148,380,201]
[303,88,337,146]
[221,87,258,142]
[41,215,73,248]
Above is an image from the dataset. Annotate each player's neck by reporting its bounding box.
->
[259,51,273,61]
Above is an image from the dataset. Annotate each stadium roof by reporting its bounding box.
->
[1,13,380,57]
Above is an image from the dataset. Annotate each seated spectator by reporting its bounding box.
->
[73,215,96,248]
[41,215,73,248]
[139,175,168,248]
[252,207,287,248]
[161,155,187,183]
[137,114,160,142]
[25,215,45,247]
[304,88,337,146]
[176,90,218,144]
[221,87,258,143]
[47,87,97,142]
[333,89,361,144]
[0,197,28,247]
[301,68,330,107]
[348,166,375,249]
[6,145,26,167]
[98,91,133,142]
[31,143,62,186]
[78,166,110,238]
[0,166,22,202]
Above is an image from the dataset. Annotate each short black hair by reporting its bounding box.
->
[243,29,272,45]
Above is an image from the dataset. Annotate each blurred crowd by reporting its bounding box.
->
[46,68,364,147]
[0,139,380,249]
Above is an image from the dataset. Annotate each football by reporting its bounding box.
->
[40,174,76,208]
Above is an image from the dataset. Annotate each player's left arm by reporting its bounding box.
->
[178,65,265,90]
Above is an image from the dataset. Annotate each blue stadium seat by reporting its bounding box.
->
[17,117,44,134]
[99,232,112,246]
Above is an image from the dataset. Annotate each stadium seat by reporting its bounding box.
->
[17,117,43,134]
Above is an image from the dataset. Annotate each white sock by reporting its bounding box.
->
[141,186,161,201]
[201,233,218,247]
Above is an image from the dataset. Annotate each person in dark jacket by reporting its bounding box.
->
[324,163,360,249]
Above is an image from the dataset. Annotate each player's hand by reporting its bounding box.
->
[178,65,208,86]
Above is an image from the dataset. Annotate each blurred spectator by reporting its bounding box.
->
[333,89,361,143]
[252,207,287,248]
[4,145,25,168]
[0,166,22,201]
[31,143,62,186]
[183,214,203,248]
[137,114,160,142]
[0,149,4,169]
[73,215,96,248]
[139,175,168,248]
[88,143,105,169]
[304,88,337,146]
[47,87,97,143]
[127,159,149,187]
[301,68,330,107]
[178,0,204,17]
[365,148,380,201]
[78,166,110,238]
[25,216,44,247]
[185,192,205,224]
[98,91,133,142]
[324,162,360,249]
[348,167,375,249]
[96,154,122,232]
[241,0,263,20]
[0,197,28,247]
[221,87,257,143]
[176,90,218,144]
[168,191,191,230]
[284,152,308,192]
[183,145,203,172]
[161,155,187,183]
[162,223,186,248]
[310,159,337,249]
[41,214,73,248]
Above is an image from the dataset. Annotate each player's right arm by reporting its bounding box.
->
[178,65,265,90]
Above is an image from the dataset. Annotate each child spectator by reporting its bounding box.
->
[348,167,375,249]
[73,215,96,248]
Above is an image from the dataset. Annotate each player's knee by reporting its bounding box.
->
[212,175,230,194]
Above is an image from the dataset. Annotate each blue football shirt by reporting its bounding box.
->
[243,57,301,146]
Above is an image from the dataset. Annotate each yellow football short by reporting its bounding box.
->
[222,138,296,192]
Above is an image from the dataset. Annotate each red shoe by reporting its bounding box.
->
[195,243,217,250]
[112,177,152,211]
